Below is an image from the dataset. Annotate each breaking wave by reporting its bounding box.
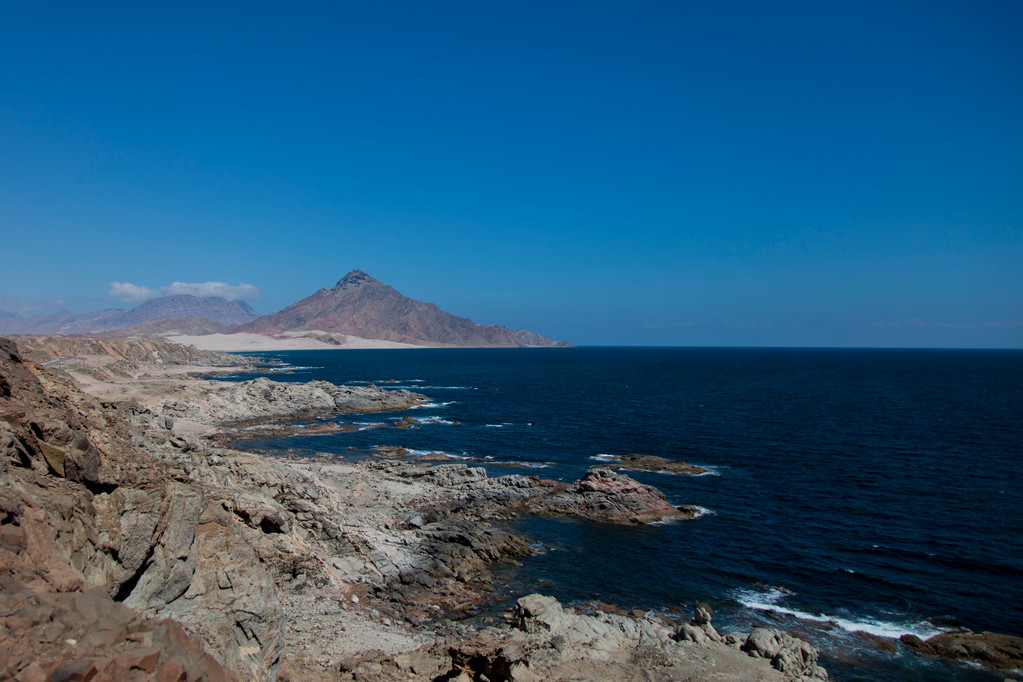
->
[732,586,944,639]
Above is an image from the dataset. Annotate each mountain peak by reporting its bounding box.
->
[334,270,378,290]
[237,273,570,347]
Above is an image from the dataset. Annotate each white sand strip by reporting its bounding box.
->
[165,333,433,351]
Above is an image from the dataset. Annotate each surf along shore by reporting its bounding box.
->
[4,335,1012,680]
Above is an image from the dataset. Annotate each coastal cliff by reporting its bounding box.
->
[0,335,838,681]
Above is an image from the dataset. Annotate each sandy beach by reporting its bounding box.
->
[166,331,433,351]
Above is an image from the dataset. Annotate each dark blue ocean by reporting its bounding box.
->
[221,347,1022,681]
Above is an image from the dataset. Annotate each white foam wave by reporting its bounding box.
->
[690,506,715,519]
[484,422,515,428]
[733,587,943,639]
[625,465,720,477]
[497,460,551,469]
[410,401,456,409]
[418,416,456,425]
[619,467,682,476]
[695,465,723,477]
[405,448,466,459]
[590,454,621,462]
[420,385,475,390]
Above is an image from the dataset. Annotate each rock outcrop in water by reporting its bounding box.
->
[604,453,708,475]
[900,630,1023,672]
[394,463,696,526]
[532,467,700,523]
[234,270,570,347]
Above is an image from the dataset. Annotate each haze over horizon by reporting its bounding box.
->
[2,2,1021,348]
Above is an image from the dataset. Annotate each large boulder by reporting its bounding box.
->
[742,628,828,680]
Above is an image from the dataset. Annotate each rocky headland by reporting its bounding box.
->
[0,335,840,680]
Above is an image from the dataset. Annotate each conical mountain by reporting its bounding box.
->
[235,270,569,347]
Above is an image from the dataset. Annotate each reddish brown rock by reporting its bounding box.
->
[530,468,693,524]
[0,571,228,682]
[113,646,161,673]
[609,454,707,475]
[901,629,1023,671]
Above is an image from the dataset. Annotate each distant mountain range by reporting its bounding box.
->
[235,270,569,347]
[0,272,568,347]
[0,295,256,335]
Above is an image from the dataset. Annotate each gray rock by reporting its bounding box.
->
[675,622,708,644]
[742,628,828,680]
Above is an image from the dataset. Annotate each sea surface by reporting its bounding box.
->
[220,347,1023,681]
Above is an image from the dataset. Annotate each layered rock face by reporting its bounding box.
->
[0,337,281,680]
[235,270,569,347]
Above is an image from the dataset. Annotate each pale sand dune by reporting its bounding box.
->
[165,332,432,351]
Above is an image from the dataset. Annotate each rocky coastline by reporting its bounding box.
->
[1,335,1015,680]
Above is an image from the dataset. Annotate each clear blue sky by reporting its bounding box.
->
[2,1,1021,347]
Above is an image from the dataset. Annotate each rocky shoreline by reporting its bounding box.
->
[1,335,1017,680]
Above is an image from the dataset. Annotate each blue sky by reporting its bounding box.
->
[2,1,1021,347]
